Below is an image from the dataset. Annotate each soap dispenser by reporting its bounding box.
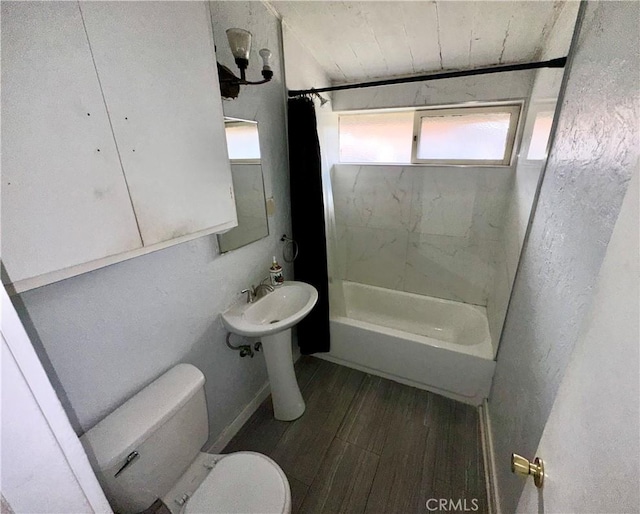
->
[269,256,284,286]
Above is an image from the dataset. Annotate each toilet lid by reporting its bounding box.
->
[184,452,290,514]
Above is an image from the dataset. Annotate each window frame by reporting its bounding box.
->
[410,103,522,166]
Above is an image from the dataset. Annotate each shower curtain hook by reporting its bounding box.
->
[309,88,329,106]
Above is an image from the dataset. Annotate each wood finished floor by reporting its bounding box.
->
[224,357,488,514]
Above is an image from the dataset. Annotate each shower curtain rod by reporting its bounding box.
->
[288,57,567,97]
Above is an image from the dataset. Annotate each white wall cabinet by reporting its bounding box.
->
[79,1,236,247]
[1,2,144,286]
[1,1,236,292]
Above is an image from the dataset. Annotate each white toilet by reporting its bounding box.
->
[80,364,291,514]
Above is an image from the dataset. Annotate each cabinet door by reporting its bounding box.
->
[79,2,237,246]
[1,2,143,285]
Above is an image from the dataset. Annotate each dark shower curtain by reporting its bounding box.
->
[287,96,330,354]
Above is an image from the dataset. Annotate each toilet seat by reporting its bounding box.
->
[183,452,291,514]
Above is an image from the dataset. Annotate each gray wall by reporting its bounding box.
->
[517,168,638,514]
[489,2,639,512]
[13,2,291,448]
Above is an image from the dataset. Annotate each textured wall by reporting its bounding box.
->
[516,168,638,513]
[13,2,291,447]
[489,2,639,512]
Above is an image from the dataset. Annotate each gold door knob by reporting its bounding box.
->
[511,453,544,488]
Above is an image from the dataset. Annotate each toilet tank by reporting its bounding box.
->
[80,364,209,514]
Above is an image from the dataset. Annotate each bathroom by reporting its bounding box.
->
[1,1,638,513]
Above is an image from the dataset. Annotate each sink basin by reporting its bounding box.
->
[221,281,319,421]
[222,281,318,337]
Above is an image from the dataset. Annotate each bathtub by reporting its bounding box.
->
[324,281,496,405]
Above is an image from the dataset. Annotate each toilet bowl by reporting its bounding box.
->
[80,364,291,514]
[178,452,289,514]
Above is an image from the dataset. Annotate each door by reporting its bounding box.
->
[1,286,113,513]
[516,171,639,512]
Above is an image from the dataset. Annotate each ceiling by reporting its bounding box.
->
[268,1,579,85]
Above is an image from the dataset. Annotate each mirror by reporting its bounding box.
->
[217,118,269,253]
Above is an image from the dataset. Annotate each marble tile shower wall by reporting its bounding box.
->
[332,164,512,306]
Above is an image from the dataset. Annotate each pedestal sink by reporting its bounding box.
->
[221,281,318,421]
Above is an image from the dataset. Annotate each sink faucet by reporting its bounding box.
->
[240,282,275,303]
[254,282,274,299]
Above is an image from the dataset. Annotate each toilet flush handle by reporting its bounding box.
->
[114,451,140,477]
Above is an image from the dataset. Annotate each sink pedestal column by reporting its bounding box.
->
[261,328,305,421]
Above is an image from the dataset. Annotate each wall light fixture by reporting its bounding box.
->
[218,28,273,99]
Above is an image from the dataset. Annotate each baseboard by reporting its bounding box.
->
[479,400,501,514]
[205,381,271,454]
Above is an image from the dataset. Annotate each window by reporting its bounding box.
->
[338,104,521,166]
[339,111,413,163]
[413,105,520,165]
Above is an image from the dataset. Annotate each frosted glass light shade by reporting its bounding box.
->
[226,28,251,61]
